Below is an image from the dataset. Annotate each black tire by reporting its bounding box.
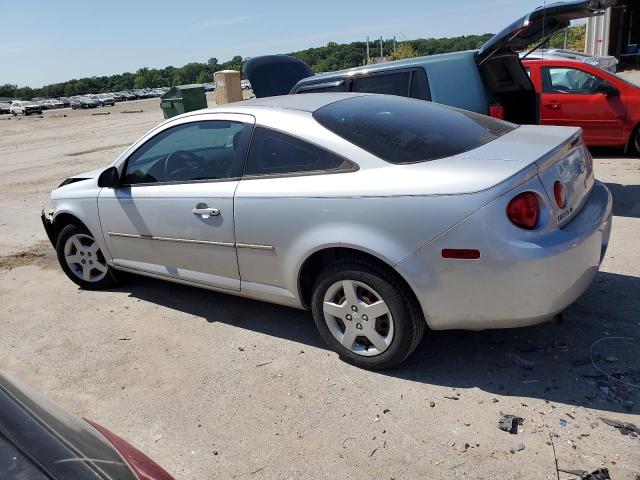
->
[629,124,640,157]
[55,223,118,290]
[311,260,425,369]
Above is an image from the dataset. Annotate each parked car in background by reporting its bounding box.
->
[42,93,612,369]
[522,48,619,72]
[0,370,174,480]
[42,98,64,109]
[10,100,43,115]
[245,0,613,125]
[70,96,99,109]
[110,92,125,102]
[94,93,115,106]
[122,90,138,100]
[0,102,11,114]
[58,97,71,107]
[203,82,215,92]
[523,57,640,153]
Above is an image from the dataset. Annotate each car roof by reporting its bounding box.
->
[208,92,369,114]
[295,50,477,87]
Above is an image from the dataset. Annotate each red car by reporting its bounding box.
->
[523,58,640,154]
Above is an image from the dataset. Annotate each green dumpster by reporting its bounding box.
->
[160,84,207,119]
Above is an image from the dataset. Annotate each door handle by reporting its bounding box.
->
[543,102,560,110]
[192,206,220,218]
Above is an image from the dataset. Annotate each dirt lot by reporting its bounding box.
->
[0,95,639,479]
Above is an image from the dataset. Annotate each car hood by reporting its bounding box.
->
[69,167,104,179]
[478,0,613,60]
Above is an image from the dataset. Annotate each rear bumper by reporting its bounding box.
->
[397,181,613,330]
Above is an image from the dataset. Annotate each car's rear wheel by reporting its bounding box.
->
[56,224,118,290]
[311,261,425,369]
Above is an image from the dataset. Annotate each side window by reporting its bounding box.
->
[122,120,251,185]
[542,67,607,94]
[244,127,350,176]
[354,71,411,97]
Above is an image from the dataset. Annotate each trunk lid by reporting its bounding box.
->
[477,0,614,61]
[535,132,594,228]
[243,55,313,98]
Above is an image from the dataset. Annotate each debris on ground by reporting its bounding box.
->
[91,112,110,116]
[498,413,523,434]
[560,419,568,427]
[451,442,469,453]
[509,442,525,453]
[599,417,640,436]
[429,401,436,408]
[121,110,144,114]
[510,353,536,370]
[558,468,611,479]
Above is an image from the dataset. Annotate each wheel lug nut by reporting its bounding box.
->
[81,260,85,264]
[356,323,363,330]
[346,314,352,321]
[89,261,93,265]
[351,305,358,312]
[362,315,368,321]
[80,252,84,256]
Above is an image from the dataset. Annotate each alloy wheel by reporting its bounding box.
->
[63,233,108,283]
[322,279,394,356]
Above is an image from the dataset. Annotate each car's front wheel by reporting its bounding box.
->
[311,261,425,369]
[56,224,118,289]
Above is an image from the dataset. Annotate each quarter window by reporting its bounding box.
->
[542,67,608,94]
[122,120,251,185]
[244,127,349,176]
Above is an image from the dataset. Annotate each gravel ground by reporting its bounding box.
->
[0,95,638,479]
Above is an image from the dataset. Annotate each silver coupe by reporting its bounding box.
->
[42,93,613,368]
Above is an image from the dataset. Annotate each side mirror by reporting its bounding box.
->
[97,166,120,188]
[598,83,619,96]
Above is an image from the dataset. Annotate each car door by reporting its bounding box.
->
[98,113,254,291]
[539,64,626,145]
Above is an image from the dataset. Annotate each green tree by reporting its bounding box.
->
[0,84,17,98]
[390,42,418,61]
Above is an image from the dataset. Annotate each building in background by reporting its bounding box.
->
[586,0,639,69]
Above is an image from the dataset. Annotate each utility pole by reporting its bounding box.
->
[393,36,397,56]
[563,29,568,49]
[366,36,370,64]
[379,36,383,61]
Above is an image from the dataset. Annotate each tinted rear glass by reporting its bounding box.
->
[314,95,516,164]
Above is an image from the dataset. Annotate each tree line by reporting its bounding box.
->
[0,25,585,100]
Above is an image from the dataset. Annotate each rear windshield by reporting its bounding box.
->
[313,95,516,164]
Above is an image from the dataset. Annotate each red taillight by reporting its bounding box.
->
[506,192,539,229]
[488,103,505,120]
[553,181,566,209]
[85,419,175,480]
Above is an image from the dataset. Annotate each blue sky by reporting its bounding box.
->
[2,0,546,87]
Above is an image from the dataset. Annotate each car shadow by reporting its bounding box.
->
[604,182,640,218]
[116,270,639,414]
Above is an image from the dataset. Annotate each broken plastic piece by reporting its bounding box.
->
[558,468,611,480]
[599,417,640,436]
[498,412,523,434]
